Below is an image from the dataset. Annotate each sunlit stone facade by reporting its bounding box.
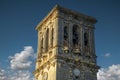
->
[34,5,99,80]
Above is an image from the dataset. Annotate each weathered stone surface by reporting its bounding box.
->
[34,5,99,80]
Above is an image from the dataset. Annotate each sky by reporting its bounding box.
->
[0,0,120,80]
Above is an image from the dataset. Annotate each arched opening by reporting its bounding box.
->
[84,32,88,46]
[41,38,43,53]
[45,28,49,52]
[72,25,79,48]
[84,32,89,53]
[64,26,68,47]
[51,28,54,47]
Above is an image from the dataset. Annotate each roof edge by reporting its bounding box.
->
[36,5,97,30]
[35,5,59,30]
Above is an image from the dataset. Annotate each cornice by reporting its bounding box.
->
[57,5,97,24]
[35,5,97,31]
[36,5,59,30]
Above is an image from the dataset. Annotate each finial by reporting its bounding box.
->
[55,4,60,8]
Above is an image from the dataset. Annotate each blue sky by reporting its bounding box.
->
[0,0,120,80]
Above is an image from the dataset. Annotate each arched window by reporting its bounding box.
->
[84,32,88,46]
[72,25,79,48]
[84,32,89,53]
[45,28,49,51]
[51,28,54,47]
[64,26,68,47]
[41,38,43,53]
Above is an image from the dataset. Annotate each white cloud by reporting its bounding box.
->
[0,46,36,80]
[9,46,34,70]
[2,46,120,80]
[7,70,34,80]
[0,68,6,80]
[104,53,111,57]
[97,64,120,80]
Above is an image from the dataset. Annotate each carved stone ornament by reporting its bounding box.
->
[47,64,50,70]
[73,68,80,76]
[42,72,48,80]
[34,5,99,80]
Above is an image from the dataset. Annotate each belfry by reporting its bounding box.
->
[34,5,99,80]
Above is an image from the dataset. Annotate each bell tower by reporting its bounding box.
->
[34,5,99,80]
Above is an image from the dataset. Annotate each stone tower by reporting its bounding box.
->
[34,5,99,80]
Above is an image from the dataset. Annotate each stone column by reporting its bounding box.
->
[88,28,91,55]
[52,15,59,56]
[69,21,73,53]
[37,31,41,57]
[58,18,64,47]
[82,23,85,55]
[49,24,52,48]
[54,17,58,47]
[80,23,83,55]
[92,28,95,55]
[78,23,82,52]
[58,17,64,54]
[89,26,95,56]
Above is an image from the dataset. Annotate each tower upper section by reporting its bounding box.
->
[34,5,99,80]
[36,5,97,61]
[36,5,97,30]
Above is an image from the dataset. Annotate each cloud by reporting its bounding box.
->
[7,70,34,80]
[9,46,34,70]
[97,64,120,80]
[2,46,120,80]
[104,53,111,57]
[0,46,36,80]
[0,68,6,80]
